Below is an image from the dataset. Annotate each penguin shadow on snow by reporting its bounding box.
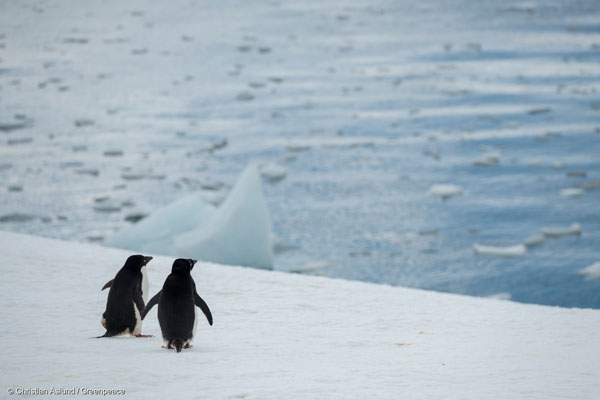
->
[142,259,213,353]
[98,254,154,338]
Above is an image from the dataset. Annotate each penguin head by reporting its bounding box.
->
[124,254,153,271]
[172,258,197,274]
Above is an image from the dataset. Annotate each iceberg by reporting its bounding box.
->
[175,165,274,269]
[105,194,217,255]
[107,165,274,269]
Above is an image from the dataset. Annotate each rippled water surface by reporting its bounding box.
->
[1,0,599,307]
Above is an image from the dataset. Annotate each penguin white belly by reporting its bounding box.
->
[132,301,142,336]
[185,307,197,347]
[141,266,149,304]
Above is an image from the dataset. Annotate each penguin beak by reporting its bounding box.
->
[143,256,153,265]
[190,259,197,269]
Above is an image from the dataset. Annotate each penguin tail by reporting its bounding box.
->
[171,338,185,353]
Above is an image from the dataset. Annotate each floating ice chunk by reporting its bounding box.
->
[552,162,567,169]
[560,188,584,197]
[473,152,500,166]
[488,292,512,301]
[364,231,407,244]
[175,165,274,269]
[579,262,600,279]
[259,163,288,182]
[542,223,581,237]
[428,184,463,199]
[271,233,297,254]
[473,243,527,257]
[286,143,311,152]
[322,139,374,149]
[105,194,217,255]
[523,235,546,248]
[500,2,536,13]
[93,203,121,213]
[290,260,331,274]
[0,213,37,223]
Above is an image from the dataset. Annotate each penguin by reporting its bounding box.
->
[141,258,213,352]
[102,257,149,304]
[99,255,153,337]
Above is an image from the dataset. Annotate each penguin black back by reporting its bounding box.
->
[160,260,196,346]
[100,255,152,337]
[142,258,212,351]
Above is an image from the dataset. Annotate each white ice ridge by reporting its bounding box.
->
[175,165,274,269]
[1,231,599,399]
[428,184,463,199]
[473,243,527,257]
[541,222,581,237]
[107,164,273,269]
[579,262,600,279]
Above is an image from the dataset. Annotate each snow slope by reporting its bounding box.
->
[1,231,599,399]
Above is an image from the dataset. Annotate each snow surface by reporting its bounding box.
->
[1,231,600,399]
[106,165,273,269]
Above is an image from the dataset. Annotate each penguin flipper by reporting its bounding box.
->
[133,286,145,314]
[194,292,213,326]
[101,279,114,291]
[141,291,161,320]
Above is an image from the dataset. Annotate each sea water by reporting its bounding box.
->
[0,0,599,308]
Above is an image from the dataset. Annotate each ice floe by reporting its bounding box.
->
[488,292,512,301]
[541,223,581,237]
[473,243,527,257]
[560,188,584,197]
[290,260,332,274]
[428,184,463,199]
[259,163,288,182]
[473,152,500,166]
[579,262,600,279]
[523,235,547,248]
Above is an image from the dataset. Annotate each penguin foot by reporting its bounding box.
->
[134,334,153,338]
[161,345,174,350]
[183,343,193,349]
